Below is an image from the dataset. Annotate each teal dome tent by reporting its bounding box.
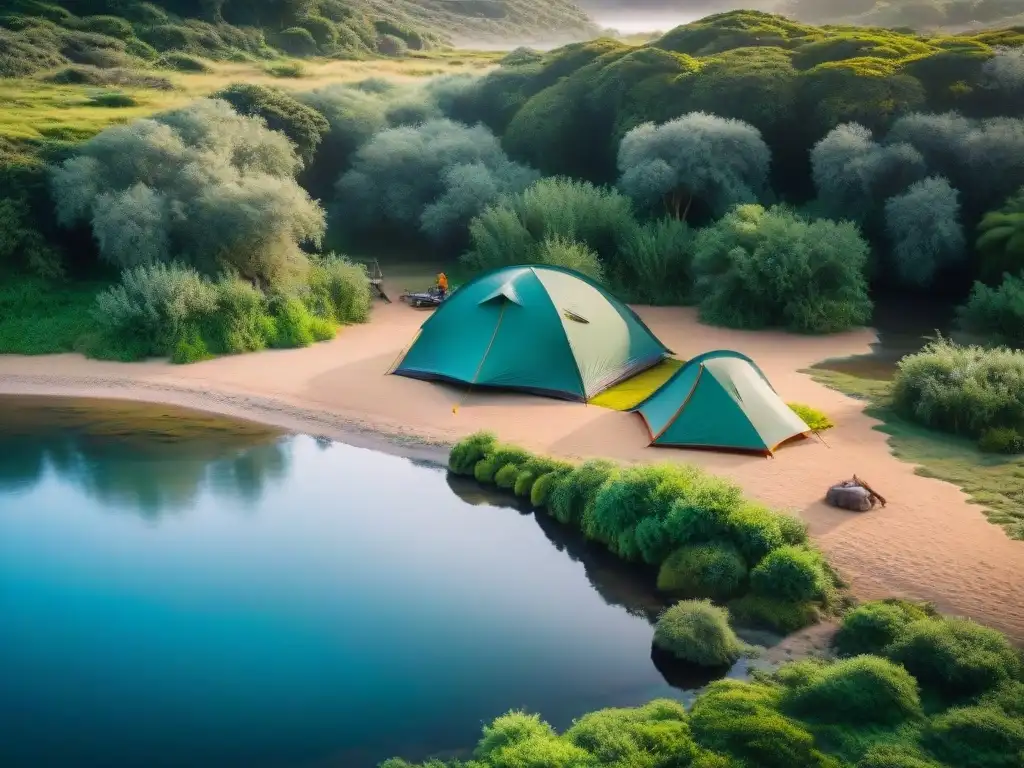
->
[391,265,671,401]
[633,350,812,455]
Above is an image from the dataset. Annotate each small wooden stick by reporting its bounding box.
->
[853,474,887,507]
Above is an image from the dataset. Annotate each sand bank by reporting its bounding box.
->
[2,301,1022,641]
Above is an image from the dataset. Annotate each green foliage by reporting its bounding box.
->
[750,545,828,602]
[884,176,966,288]
[215,82,329,168]
[834,599,933,657]
[856,744,942,768]
[727,594,822,634]
[448,431,498,476]
[975,188,1024,284]
[277,27,318,56]
[462,177,638,277]
[891,337,1024,438]
[977,426,1024,455]
[494,463,520,490]
[692,204,873,334]
[473,443,533,484]
[534,236,604,283]
[530,469,567,508]
[788,403,834,431]
[614,215,693,304]
[922,706,1024,768]
[885,617,1021,700]
[302,254,372,324]
[656,543,748,600]
[0,273,102,355]
[547,458,617,526]
[50,98,323,289]
[688,679,833,768]
[782,655,923,726]
[266,61,306,78]
[564,699,699,766]
[156,51,210,72]
[336,118,538,248]
[653,599,743,667]
[617,112,771,219]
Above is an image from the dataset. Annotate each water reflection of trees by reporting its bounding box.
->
[0,396,292,519]
[445,473,670,622]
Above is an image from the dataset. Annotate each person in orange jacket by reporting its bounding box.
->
[436,272,448,298]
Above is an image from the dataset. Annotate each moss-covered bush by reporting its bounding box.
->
[885,617,1021,700]
[494,463,520,489]
[448,431,497,476]
[473,443,534,484]
[547,458,618,526]
[922,706,1024,768]
[727,594,822,634]
[782,655,923,725]
[656,543,748,600]
[834,599,933,657]
[653,599,743,667]
[750,545,828,602]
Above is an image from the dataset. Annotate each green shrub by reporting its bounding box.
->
[530,470,566,508]
[663,473,745,549]
[277,27,318,56]
[750,545,827,602]
[547,459,617,526]
[78,15,133,40]
[922,706,1024,768]
[975,188,1024,285]
[266,296,322,348]
[653,599,743,667]
[834,600,933,657]
[724,501,786,565]
[979,680,1024,717]
[565,699,698,765]
[891,338,1024,439]
[586,462,700,562]
[856,744,943,768]
[689,680,831,768]
[44,64,173,89]
[657,543,748,600]
[494,463,520,489]
[513,470,536,497]
[783,655,923,726]
[885,617,1020,700]
[728,594,821,634]
[788,403,834,431]
[474,443,533,484]
[614,216,693,304]
[978,427,1024,454]
[303,255,372,324]
[448,431,498,475]
[776,513,809,545]
[692,204,872,333]
[957,273,1024,349]
[535,236,604,283]
[157,52,210,72]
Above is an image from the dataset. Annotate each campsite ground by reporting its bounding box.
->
[2,287,1023,643]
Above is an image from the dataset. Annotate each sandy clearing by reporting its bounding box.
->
[2,300,1022,642]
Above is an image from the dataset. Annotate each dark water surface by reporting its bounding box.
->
[0,396,686,768]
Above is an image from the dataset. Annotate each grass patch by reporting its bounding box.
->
[653,599,743,667]
[265,61,307,78]
[807,364,1024,540]
[0,274,105,355]
[788,402,834,431]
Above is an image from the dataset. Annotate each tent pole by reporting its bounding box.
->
[453,300,508,414]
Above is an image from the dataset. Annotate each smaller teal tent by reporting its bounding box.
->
[632,350,811,455]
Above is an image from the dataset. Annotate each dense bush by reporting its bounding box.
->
[50,98,324,288]
[883,176,967,288]
[975,187,1024,283]
[616,112,771,220]
[834,599,933,657]
[547,458,618,526]
[335,119,538,248]
[656,543,748,600]
[653,599,743,667]
[448,430,497,475]
[922,706,1024,768]
[957,272,1024,349]
[884,617,1021,700]
[891,337,1024,438]
[750,545,828,602]
[462,177,639,278]
[782,655,923,725]
[691,204,873,333]
[215,83,329,167]
[156,51,210,72]
[614,216,693,304]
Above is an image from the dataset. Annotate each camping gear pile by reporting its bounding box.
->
[825,476,887,511]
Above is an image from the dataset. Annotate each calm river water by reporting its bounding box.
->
[0,396,685,768]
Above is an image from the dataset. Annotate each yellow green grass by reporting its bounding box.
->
[808,363,1024,540]
[0,53,499,144]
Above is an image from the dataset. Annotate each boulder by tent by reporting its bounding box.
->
[390,265,671,402]
[631,350,812,455]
